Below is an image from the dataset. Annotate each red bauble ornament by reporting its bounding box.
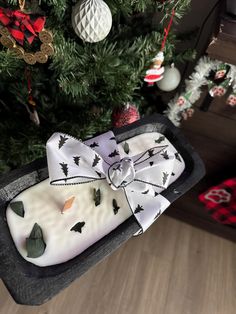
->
[112,103,140,128]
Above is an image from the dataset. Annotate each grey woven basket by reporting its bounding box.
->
[0,114,205,305]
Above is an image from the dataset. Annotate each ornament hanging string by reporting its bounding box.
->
[25,67,33,103]
[19,0,25,11]
[144,9,175,86]
[161,9,175,51]
[24,67,40,125]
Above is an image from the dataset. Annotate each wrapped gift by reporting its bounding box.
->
[0,114,205,305]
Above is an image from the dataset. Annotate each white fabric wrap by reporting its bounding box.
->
[46,131,181,234]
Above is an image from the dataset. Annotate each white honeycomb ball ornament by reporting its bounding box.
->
[157,64,181,92]
[72,0,112,43]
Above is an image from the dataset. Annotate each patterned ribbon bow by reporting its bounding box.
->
[0,7,45,45]
[46,131,183,233]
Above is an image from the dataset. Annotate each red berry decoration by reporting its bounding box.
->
[112,103,140,128]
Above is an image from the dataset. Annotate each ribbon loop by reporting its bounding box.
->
[0,7,45,45]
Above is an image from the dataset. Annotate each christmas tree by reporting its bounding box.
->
[0,0,194,173]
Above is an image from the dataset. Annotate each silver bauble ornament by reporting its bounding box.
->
[72,0,112,43]
[157,64,181,91]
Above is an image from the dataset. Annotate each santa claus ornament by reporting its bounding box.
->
[144,9,175,86]
[144,51,165,85]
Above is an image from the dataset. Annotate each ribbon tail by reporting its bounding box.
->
[124,189,170,234]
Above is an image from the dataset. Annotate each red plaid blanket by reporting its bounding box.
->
[199,178,236,225]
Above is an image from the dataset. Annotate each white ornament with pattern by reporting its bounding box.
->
[72,0,112,43]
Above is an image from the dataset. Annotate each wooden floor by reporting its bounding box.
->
[1,214,236,314]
